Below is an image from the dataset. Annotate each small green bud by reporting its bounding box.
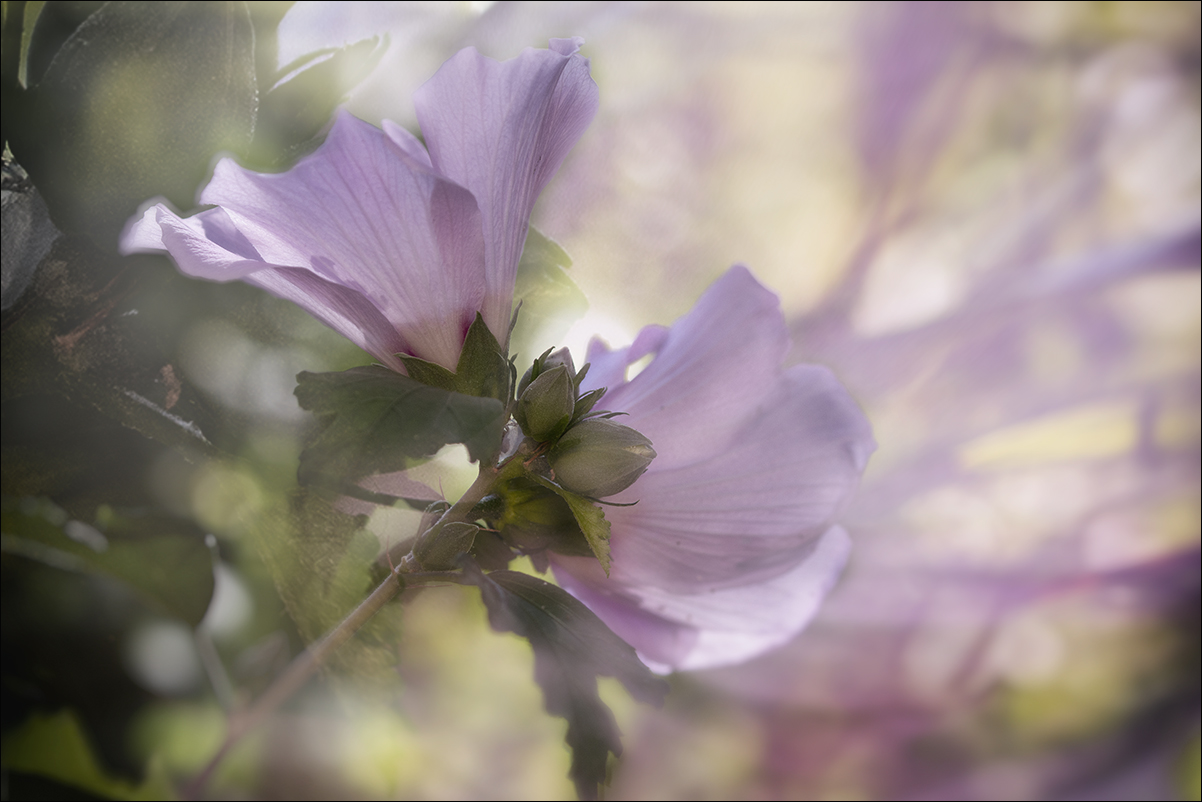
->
[414,521,479,570]
[548,418,656,498]
[516,347,555,399]
[543,348,577,382]
[515,364,575,442]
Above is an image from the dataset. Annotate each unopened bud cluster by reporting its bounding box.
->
[514,348,655,499]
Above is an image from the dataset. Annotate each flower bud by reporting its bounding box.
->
[515,364,575,442]
[542,347,577,381]
[414,521,479,570]
[516,346,577,400]
[547,418,656,498]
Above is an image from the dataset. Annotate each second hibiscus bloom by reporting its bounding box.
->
[550,267,876,672]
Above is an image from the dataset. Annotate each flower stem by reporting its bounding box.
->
[184,464,499,798]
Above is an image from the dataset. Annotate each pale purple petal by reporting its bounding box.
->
[582,324,669,395]
[198,110,486,370]
[600,364,875,593]
[381,120,435,169]
[122,41,597,373]
[246,267,411,372]
[122,203,411,370]
[558,527,852,673]
[553,266,874,673]
[122,203,267,281]
[415,38,599,342]
[582,266,791,470]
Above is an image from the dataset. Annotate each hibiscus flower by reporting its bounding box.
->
[550,266,876,672]
[120,38,598,372]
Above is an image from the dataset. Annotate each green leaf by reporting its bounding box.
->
[529,474,612,575]
[1,709,175,801]
[12,1,258,243]
[463,567,669,802]
[294,365,507,484]
[0,496,215,626]
[510,227,588,364]
[455,312,511,402]
[251,35,387,168]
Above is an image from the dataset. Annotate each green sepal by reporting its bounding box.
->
[454,312,511,403]
[571,386,607,425]
[572,362,591,394]
[528,474,612,575]
[546,418,656,500]
[515,364,576,443]
[487,476,594,559]
[396,355,458,392]
[516,346,555,400]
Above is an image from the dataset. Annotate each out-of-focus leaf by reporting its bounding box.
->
[1,236,223,458]
[12,1,258,244]
[250,35,386,168]
[23,1,105,88]
[254,489,404,682]
[463,566,668,801]
[0,497,215,626]
[294,365,507,485]
[1,709,175,801]
[510,227,588,364]
[530,474,612,573]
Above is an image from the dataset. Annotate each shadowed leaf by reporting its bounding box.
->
[464,566,668,801]
[252,35,387,168]
[294,365,507,485]
[0,497,214,626]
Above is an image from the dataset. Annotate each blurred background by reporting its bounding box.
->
[2,1,1199,799]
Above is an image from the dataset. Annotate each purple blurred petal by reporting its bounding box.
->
[582,266,790,470]
[415,38,599,341]
[559,527,852,673]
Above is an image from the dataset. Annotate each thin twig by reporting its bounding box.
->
[183,463,499,799]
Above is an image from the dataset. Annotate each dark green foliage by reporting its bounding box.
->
[294,365,507,485]
[464,566,669,801]
[1,496,215,626]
